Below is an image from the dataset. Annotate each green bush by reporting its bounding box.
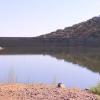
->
[90,82,100,95]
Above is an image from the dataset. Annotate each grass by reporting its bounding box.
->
[90,82,100,95]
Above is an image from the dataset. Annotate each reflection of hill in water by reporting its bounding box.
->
[0,46,100,73]
[50,52,100,73]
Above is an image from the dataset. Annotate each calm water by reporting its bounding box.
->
[0,52,100,89]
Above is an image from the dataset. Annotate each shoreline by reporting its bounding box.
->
[0,83,99,100]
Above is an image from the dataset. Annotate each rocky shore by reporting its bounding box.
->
[0,84,99,100]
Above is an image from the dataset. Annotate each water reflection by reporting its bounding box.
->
[0,47,100,73]
[8,67,17,83]
[0,46,100,88]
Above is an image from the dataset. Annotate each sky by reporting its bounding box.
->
[0,0,100,37]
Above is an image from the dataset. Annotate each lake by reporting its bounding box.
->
[0,47,100,89]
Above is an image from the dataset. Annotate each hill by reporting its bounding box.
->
[39,16,100,39]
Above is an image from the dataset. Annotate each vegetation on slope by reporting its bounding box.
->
[90,82,100,95]
[39,16,100,39]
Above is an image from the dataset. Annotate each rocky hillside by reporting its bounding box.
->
[39,16,100,39]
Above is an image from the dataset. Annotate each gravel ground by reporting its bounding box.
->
[0,84,99,100]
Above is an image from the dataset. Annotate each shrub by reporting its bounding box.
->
[90,82,100,95]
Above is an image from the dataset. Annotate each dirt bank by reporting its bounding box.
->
[0,83,99,100]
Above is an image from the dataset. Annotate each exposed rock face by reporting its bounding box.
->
[39,16,100,39]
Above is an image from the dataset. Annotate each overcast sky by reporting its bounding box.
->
[0,0,100,37]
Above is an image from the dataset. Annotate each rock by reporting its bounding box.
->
[0,47,3,50]
[57,83,65,88]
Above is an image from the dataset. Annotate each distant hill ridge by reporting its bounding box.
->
[39,15,100,39]
[0,15,100,47]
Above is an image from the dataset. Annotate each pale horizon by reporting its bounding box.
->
[0,0,100,37]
